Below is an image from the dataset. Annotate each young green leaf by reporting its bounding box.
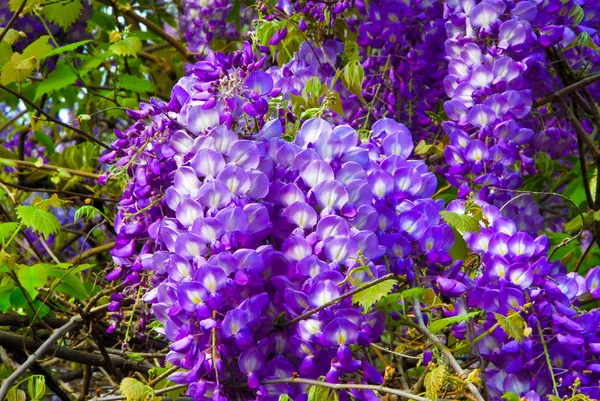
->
[117,74,157,94]
[0,222,19,245]
[494,312,526,343]
[110,37,143,58]
[34,130,54,154]
[75,205,103,221]
[17,264,47,299]
[16,205,61,238]
[34,64,78,100]
[440,211,481,233]
[43,0,83,29]
[46,269,88,300]
[307,385,338,401]
[2,29,20,45]
[341,60,365,102]
[22,36,53,60]
[0,42,12,65]
[6,387,26,401]
[429,311,480,334]
[449,227,468,261]
[425,364,446,400]
[119,378,149,401]
[42,40,93,60]
[352,279,396,312]
[27,375,46,401]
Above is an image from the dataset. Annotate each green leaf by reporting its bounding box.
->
[0,222,19,245]
[564,214,586,232]
[0,42,13,66]
[278,396,292,401]
[109,36,143,58]
[565,31,600,52]
[429,311,480,334]
[6,387,26,401]
[17,264,47,299]
[75,205,103,221]
[22,36,52,60]
[79,53,110,72]
[424,364,446,401]
[2,53,31,85]
[329,91,344,117]
[226,0,242,33]
[16,205,61,238]
[42,39,92,59]
[119,378,149,401]
[46,269,88,300]
[2,29,20,45]
[440,211,481,233]
[307,385,338,401]
[502,392,520,401]
[494,312,526,343]
[341,60,365,102]
[117,74,156,94]
[127,353,145,362]
[34,64,77,100]
[449,227,468,261]
[0,144,16,159]
[34,130,54,154]
[42,0,83,29]
[352,279,396,312]
[569,4,585,25]
[27,375,46,401]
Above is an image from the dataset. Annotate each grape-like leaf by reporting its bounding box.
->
[17,264,47,299]
[307,385,338,401]
[494,312,526,343]
[42,40,93,60]
[34,64,77,100]
[352,279,396,312]
[16,205,61,238]
[2,29,20,45]
[0,42,12,65]
[42,0,83,29]
[440,211,481,233]
[425,364,446,401]
[0,222,20,245]
[119,378,149,401]
[117,74,156,94]
[74,205,103,221]
[109,37,142,58]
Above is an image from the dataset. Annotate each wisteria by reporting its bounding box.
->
[4,0,600,400]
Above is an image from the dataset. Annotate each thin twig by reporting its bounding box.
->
[89,384,188,401]
[0,0,27,43]
[0,85,110,150]
[492,187,585,259]
[3,159,106,180]
[280,273,398,329]
[68,242,115,264]
[0,315,82,400]
[412,298,485,401]
[0,110,27,134]
[558,97,600,159]
[103,0,194,62]
[533,72,600,107]
[261,377,429,401]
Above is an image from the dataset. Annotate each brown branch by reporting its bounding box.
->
[533,72,600,108]
[0,0,27,43]
[68,242,115,264]
[558,97,600,160]
[0,330,153,373]
[0,85,111,150]
[412,298,485,401]
[0,179,119,202]
[261,377,430,401]
[0,316,83,400]
[3,158,107,180]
